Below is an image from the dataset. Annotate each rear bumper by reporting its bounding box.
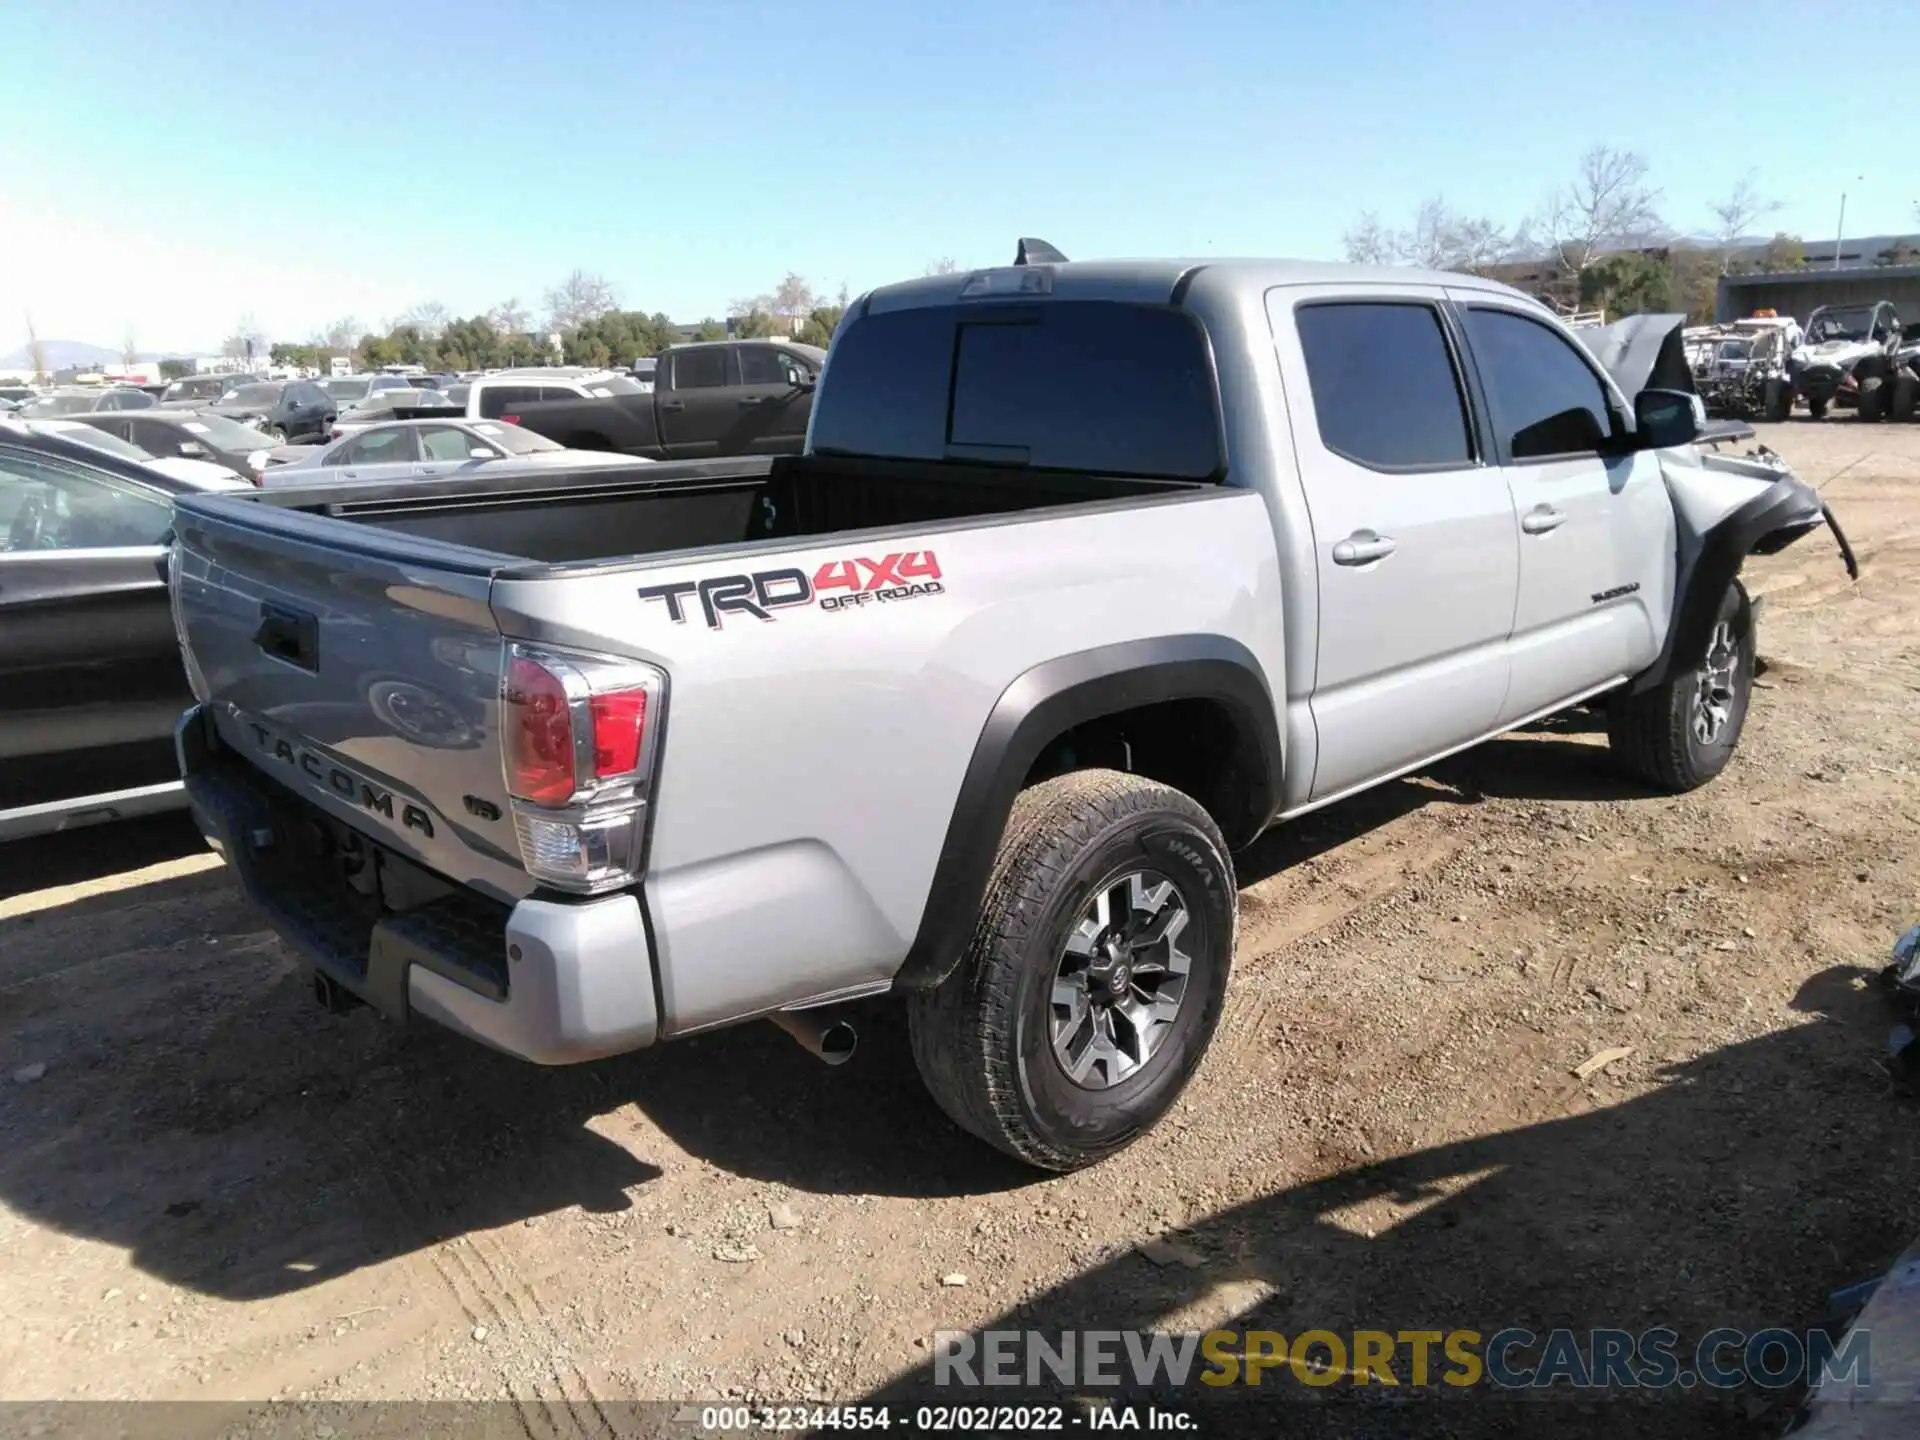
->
[176,706,658,1064]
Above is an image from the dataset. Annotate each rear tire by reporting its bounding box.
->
[1806,397,1828,421]
[1761,378,1791,423]
[907,770,1235,1173]
[1607,580,1755,793]
[1891,372,1918,423]
[1857,375,1886,421]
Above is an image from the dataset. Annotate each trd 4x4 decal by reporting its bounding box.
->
[639,550,944,630]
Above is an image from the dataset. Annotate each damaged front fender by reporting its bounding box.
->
[1632,446,1858,694]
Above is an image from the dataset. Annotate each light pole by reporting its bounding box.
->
[1833,175,1866,269]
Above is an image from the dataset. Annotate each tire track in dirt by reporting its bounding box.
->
[371,1155,614,1439]
[1216,823,1469,1063]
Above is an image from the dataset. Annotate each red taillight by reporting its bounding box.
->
[504,654,575,804]
[589,691,646,777]
[500,414,519,425]
[503,653,652,805]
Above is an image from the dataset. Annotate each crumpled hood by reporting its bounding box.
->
[1571,313,1695,398]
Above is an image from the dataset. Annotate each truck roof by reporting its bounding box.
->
[861,258,1541,313]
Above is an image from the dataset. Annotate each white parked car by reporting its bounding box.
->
[259,417,655,488]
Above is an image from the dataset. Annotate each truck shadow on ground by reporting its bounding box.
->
[854,965,1920,1440]
[0,812,210,903]
[0,728,1705,1304]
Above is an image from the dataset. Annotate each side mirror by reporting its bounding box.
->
[792,372,817,391]
[178,441,207,457]
[1635,388,1700,449]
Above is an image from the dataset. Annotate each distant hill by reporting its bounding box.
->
[0,339,131,371]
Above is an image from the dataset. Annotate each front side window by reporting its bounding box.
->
[671,348,728,389]
[1462,307,1615,460]
[0,448,173,551]
[1294,302,1473,470]
[419,426,493,461]
[738,346,797,386]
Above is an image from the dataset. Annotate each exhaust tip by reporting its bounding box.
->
[769,1008,858,1066]
[817,1020,858,1066]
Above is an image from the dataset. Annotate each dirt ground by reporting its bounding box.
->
[2,419,1917,1437]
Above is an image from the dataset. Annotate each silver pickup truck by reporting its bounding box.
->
[168,249,1849,1171]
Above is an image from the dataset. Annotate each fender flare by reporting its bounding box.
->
[891,635,1283,991]
[1631,474,1833,695]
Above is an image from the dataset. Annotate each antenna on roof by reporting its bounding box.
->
[1013,237,1068,266]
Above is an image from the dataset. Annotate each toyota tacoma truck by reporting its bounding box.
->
[166,246,1853,1171]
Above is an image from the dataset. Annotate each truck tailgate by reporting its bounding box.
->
[170,494,532,902]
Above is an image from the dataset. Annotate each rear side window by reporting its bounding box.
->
[1295,303,1473,470]
[810,301,1223,480]
[536,385,583,403]
[478,384,538,418]
[672,349,728,389]
[1463,307,1615,460]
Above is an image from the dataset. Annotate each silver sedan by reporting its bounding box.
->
[260,417,655,488]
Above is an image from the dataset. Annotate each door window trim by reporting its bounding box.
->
[1455,301,1627,467]
[1289,295,1488,475]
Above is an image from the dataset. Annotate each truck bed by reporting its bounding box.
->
[242,453,1201,569]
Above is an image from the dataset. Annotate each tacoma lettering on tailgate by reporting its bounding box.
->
[639,550,944,630]
[246,720,435,838]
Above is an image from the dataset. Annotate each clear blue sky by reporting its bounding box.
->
[3,0,1914,353]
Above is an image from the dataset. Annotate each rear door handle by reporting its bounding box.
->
[660,400,686,413]
[737,396,769,407]
[1331,530,1397,565]
[1521,505,1568,535]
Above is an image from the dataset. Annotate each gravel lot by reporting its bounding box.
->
[2,419,1916,1436]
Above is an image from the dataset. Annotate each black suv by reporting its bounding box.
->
[206,379,337,442]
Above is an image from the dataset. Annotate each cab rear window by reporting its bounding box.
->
[810,301,1223,481]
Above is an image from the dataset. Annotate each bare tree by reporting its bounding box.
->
[924,258,960,276]
[543,271,618,332]
[398,301,450,339]
[319,316,362,353]
[1538,146,1664,276]
[1341,212,1398,266]
[1709,171,1783,273]
[770,272,816,323]
[121,326,139,369]
[24,314,48,381]
[222,313,267,362]
[488,298,532,334]
[1343,199,1513,275]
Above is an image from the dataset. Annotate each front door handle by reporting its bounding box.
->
[1521,505,1568,535]
[660,400,685,413]
[1331,530,1397,565]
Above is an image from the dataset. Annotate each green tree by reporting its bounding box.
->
[691,318,727,342]
[158,358,194,380]
[1759,233,1806,271]
[1579,251,1673,318]
[734,308,779,340]
[795,304,845,349]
